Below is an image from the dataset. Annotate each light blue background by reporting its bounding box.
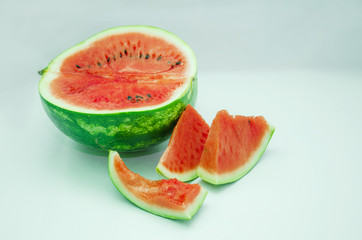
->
[1,1,361,239]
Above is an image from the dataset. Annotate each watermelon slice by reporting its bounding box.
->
[156,105,210,181]
[108,151,207,220]
[198,110,275,185]
[38,26,197,152]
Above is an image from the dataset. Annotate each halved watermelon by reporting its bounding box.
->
[198,110,275,185]
[108,151,207,220]
[39,25,197,152]
[156,105,209,181]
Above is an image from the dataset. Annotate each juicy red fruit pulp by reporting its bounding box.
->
[162,105,210,174]
[50,32,189,110]
[113,153,202,210]
[199,110,270,174]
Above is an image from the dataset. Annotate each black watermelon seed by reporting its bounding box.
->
[248,120,251,124]
[157,56,162,61]
[98,62,101,67]
[107,57,110,62]
[176,61,181,65]
[120,53,123,58]
[75,64,81,68]
[139,53,143,58]
[145,54,149,59]
[127,96,132,100]
[124,49,128,56]
[136,95,143,99]
[136,99,140,102]
[147,94,152,98]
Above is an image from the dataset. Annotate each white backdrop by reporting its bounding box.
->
[1,1,362,239]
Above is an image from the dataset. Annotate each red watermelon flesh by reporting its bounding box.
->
[156,105,210,182]
[108,151,208,220]
[198,110,275,185]
[49,32,192,111]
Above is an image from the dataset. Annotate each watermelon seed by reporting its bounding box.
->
[131,99,136,103]
[124,49,128,56]
[147,94,152,98]
[127,96,132,100]
[145,54,150,59]
[98,62,102,67]
[88,65,91,68]
[176,61,181,65]
[113,55,116,60]
[248,120,251,124]
[157,56,162,61]
[120,53,123,58]
[139,53,143,58]
[136,99,140,103]
[75,64,81,68]
[136,95,143,99]
[107,57,110,62]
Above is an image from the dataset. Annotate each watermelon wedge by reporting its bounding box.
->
[39,25,197,152]
[198,110,275,185]
[156,105,210,181]
[108,151,207,220]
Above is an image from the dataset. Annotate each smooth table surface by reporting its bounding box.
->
[1,69,361,240]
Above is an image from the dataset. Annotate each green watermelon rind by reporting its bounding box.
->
[198,125,275,185]
[38,25,198,152]
[108,151,208,220]
[40,77,196,152]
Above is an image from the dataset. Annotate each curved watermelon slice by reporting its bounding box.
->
[39,26,197,152]
[198,110,275,185]
[108,151,207,220]
[156,105,209,181]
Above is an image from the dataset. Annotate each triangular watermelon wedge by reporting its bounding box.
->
[156,105,210,181]
[198,110,275,185]
[108,150,207,220]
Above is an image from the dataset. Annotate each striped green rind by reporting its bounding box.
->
[108,151,208,220]
[40,77,197,152]
[198,125,275,185]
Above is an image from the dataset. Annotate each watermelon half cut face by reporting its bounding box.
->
[39,26,197,152]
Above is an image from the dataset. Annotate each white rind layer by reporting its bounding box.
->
[156,147,198,182]
[39,25,197,114]
[108,151,207,220]
[198,124,275,185]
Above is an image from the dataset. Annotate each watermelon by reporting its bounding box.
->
[198,110,275,185]
[156,105,210,181]
[108,150,207,220]
[38,25,197,152]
